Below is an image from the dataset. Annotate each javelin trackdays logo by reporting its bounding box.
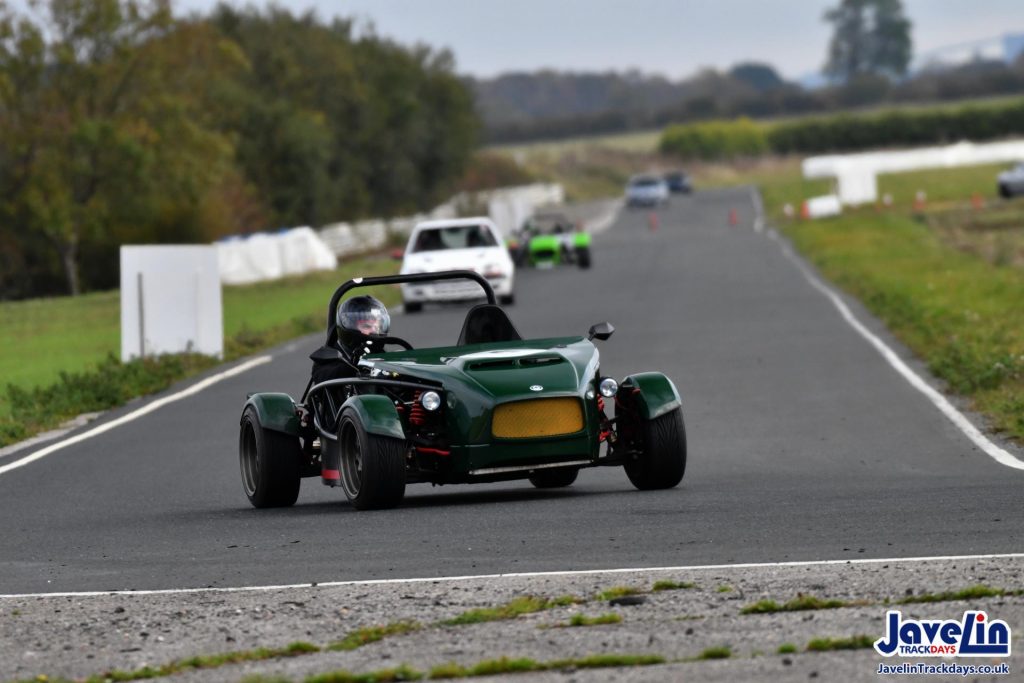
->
[874,610,1012,657]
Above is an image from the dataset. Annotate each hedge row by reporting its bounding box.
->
[659,99,1024,159]
[658,118,768,161]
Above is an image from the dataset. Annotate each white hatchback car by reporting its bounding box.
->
[399,217,516,312]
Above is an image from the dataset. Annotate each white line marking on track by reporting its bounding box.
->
[749,186,764,233]
[1,552,1022,599]
[0,355,273,478]
[764,227,1024,471]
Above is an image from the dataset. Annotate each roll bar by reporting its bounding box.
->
[325,269,496,336]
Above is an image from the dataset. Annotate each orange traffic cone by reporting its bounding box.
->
[648,212,659,232]
[728,209,738,227]
[971,193,984,210]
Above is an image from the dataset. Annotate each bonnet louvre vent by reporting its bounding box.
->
[468,355,563,371]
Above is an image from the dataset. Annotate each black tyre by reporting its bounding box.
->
[624,407,686,490]
[528,467,579,489]
[403,301,423,314]
[338,408,406,510]
[575,246,591,269]
[239,406,301,508]
[499,293,515,306]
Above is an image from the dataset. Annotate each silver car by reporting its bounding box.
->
[997,163,1024,198]
[625,175,670,207]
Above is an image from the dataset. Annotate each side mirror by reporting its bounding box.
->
[587,322,614,341]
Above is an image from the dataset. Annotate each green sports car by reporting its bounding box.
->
[509,212,592,269]
[239,271,685,510]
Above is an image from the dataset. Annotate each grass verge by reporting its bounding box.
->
[735,160,1024,443]
[0,258,399,448]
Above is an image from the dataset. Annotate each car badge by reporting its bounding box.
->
[530,385,543,391]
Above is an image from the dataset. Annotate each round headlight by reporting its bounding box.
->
[420,391,441,411]
[598,378,618,398]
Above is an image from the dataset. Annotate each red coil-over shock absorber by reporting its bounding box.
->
[409,390,427,427]
[597,394,611,442]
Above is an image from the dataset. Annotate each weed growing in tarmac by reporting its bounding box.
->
[327,621,422,651]
[716,585,733,593]
[777,643,798,654]
[741,594,849,614]
[596,586,643,600]
[442,595,581,626]
[806,635,875,652]
[694,646,732,660]
[896,584,1011,605]
[57,641,323,683]
[652,580,697,591]
[305,664,421,683]
[304,654,669,682]
[564,612,623,627]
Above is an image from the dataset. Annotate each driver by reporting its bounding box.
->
[310,295,391,384]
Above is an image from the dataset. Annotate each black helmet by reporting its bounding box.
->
[336,295,390,354]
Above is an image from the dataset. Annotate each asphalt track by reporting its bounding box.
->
[2,187,1022,595]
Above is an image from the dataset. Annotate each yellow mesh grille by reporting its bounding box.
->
[492,397,584,439]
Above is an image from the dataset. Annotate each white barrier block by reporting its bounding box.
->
[120,246,223,361]
[803,194,843,219]
[804,139,1024,206]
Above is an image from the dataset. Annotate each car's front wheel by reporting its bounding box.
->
[529,467,579,489]
[239,406,301,508]
[624,407,686,490]
[403,301,423,314]
[338,408,406,510]
[575,246,591,269]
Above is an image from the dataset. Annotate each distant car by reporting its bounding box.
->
[625,175,670,207]
[997,163,1024,198]
[508,212,592,269]
[664,171,693,194]
[400,218,515,312]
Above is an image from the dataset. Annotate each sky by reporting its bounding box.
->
[177,1,1024,80]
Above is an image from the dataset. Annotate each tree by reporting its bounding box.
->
[823,0,912,81]
[0,1,237,295]
[729,62,785,92]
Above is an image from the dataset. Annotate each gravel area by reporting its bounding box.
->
[2,556,1020,682]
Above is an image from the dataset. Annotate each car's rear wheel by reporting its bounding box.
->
[576,246,591,269]
[338,408,406,510]
[239,406,301,508]
[403,301,422,314]
[529,467,579,489]
[624,407,686,490]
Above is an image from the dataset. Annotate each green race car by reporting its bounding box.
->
[510,212,592,269]
[239,271,685,510]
